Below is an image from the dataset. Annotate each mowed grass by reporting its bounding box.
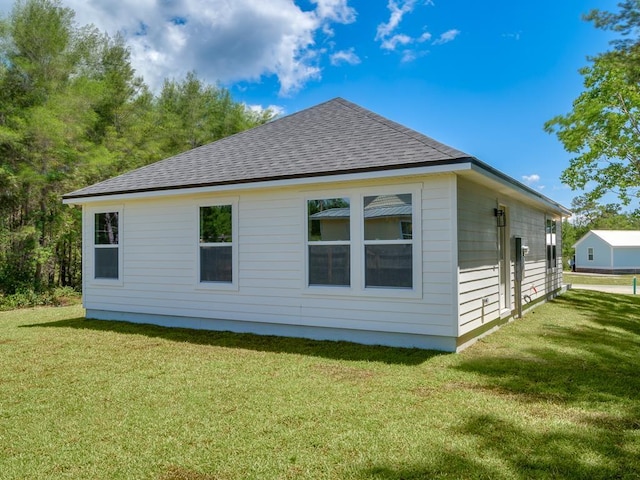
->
[564,272,639,286]
[1,291,639,479]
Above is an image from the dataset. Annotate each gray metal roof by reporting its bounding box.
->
[63,97,472,200]
[310,205,412,220]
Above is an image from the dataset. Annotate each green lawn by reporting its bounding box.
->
[564,272,639,286]
[1,291,639,479]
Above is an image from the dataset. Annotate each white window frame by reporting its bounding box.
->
[588,247,594,261]
[306,196,352,289]
[88,205,124,287]
[196,198,239,291]
[360,190,422,291]
[303,185,422,299]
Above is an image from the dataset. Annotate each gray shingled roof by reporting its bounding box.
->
[64,97,473,199]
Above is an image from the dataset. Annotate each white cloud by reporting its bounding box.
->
[502,31,521,41]
[330,48,361,66]
[381,33,412,51]
[522,174,541,185]
[401,49,427,63]
[375,2,456,62]
[417,31,432,43]
[375,0,418,41]
[246,103,286,117]
[0,0,358,96]
[432,28,460,45]
[375,0,434,43]
[312,0,356,24]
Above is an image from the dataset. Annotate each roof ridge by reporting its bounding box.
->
[332,98,467,159]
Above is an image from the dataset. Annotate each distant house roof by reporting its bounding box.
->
[311,194,413,220]
[579,230,640,247]
[62,98,569,216]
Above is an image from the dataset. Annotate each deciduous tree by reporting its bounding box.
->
[545,2,640,205]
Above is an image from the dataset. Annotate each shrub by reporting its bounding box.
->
[0,287,80,311]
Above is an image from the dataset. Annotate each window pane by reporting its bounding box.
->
[309,245,350,286]
[200,205,232,243]
[200,246,232,282]
[547,245,557,269]
[95,212,118,245]
[95,247,118,279]
[308,198,350,241]
[365,244,412,288]
[364,194,412,240]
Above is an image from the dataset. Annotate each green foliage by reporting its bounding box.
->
[0,286,79,310]
[199,205,232,243]
[0,0,275,295]
[545,3,640,205]
[545,52,640,204]
[585,1,640,52]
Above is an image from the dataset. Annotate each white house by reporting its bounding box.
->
[573,230,640,274]
[63,98,570,352]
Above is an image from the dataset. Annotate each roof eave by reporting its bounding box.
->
[62,157,475,204]
[467,159,571,216]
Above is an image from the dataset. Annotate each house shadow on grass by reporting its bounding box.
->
[22,316,442,366]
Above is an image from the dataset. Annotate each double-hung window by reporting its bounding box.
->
[588,248,594,261]
[94,212,120,280]
[199,205,233,283]
[363,194,413,288]
[307,198,351,286]
[546,218,557,269]
[305,190,419,294]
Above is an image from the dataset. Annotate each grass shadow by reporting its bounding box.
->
[553,289,640,336]
[453,412,639,479]
[357,406,640,478]
[451,290,640,478]
[458,290,640,403]
[22,316,442,365]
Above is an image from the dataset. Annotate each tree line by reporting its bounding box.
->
[0,0,273,296]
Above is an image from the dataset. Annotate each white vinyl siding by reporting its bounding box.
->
[612,248,640,269]
[81,176,457,342]
[457,177,563,336]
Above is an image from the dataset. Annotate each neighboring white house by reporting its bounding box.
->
[63,98,570,352]
[573,230,640,274]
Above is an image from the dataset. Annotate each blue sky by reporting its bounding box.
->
[0,0,622,209]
